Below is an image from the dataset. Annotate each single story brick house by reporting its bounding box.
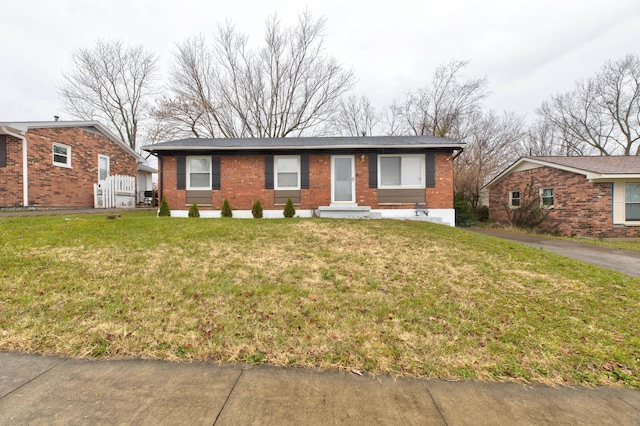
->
[485,156,640,238]
[0,120,153,209]
[143,136,465,225]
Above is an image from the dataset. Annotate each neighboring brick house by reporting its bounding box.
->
[485,156,640,238]
[0,121,148,209]
[143,136,464,226]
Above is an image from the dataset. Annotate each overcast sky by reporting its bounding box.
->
[1,0,639,126]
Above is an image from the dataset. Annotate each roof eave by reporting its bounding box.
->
[143,143,465,152]
[591,174,640,181]
[484,157,640,189]
[0,124,28,136]
[483,157,527,189]
[0,120,143,161]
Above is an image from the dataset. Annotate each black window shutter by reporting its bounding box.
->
[368,153,377,188]
[176,156,186,190]
[211,156,221,190]
[300,154,309,189]
[426,152,436,188]
[264,155,274,189]
[0,135,6,167]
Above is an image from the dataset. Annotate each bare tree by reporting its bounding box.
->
[59,39,158,151]
[386,60,488,138]
[326,95,380,136]
[540,53,640,156]
[517,116,588,157]
[155,12,355,139]
[454,110,524,207]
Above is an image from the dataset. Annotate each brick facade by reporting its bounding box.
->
[488,166,640,238]
[159,152,454,211]
[0,127,138,208]
[0,135,24,206]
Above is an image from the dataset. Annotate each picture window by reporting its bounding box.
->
[378,154,424,189]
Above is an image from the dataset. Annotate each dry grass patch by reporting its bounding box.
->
[0,212,639,388]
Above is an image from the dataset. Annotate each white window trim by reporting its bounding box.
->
[274,155,301,190]
[377,154,425,189]
[624,182,640,222]
[187,156,212,190]
[613,181,640,225]
[540,187,554,209]
[98,154,110,182]
[509,190,521,208]
[52,142,71,168]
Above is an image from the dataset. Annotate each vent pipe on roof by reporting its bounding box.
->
[54,115,60,121]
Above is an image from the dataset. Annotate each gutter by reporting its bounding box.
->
[143,144,467,152]
[1,126,28,206]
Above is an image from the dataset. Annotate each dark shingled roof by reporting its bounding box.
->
[532,156,640,175]
[143,135,465,152]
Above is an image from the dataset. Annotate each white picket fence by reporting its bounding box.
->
[94,175,136,208]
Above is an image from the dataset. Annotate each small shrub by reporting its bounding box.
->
[476,205,489,222]
[158,194,171,217]
[251,200,263,218]
[283,197,296,218]
[188,202,200,218]
[221,198,233,218]
[504,177,550,230]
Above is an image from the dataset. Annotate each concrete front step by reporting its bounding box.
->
[315,205,371,219]
[402,215,444,224]
[314,206,444,224]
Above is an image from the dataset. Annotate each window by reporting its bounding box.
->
[98,155,110,181]
[378,154,424,188]
[626,183,640,221]
[509,191,520,207]
[540,188,554,208]
[187,156,212,190]
[275,156,300,190]
[53,143,71,167]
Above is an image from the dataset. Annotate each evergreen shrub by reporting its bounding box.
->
[251,200,263,218]
[221,198,233,218]
[158,195,171,217]
[283,197,296,218]
[188,203,200,218]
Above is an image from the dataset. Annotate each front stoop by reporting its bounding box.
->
[315,205,371,219]
[404,215,444,224]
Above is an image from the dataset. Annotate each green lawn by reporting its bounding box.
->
[1,211,638,388]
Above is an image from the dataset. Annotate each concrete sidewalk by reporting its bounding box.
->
[470,228,640,278]
[1,352,638,425]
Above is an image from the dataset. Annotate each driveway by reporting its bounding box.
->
[470,228,640,278]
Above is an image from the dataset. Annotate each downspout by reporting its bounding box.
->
[452,147,464,160]
[1,126,28,207]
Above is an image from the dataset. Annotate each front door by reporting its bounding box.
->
[332,155,355,203]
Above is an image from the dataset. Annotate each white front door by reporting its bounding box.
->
[331,155,355,203]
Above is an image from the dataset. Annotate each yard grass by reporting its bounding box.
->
[1,212,638,388]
